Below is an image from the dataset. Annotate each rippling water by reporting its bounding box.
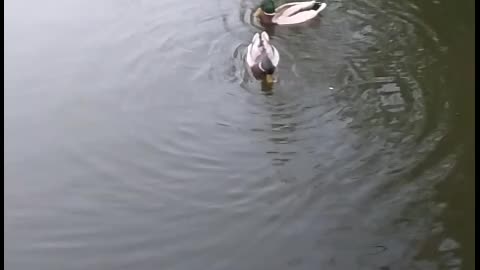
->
[5,0,474,269]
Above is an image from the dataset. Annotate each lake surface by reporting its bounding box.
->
[5,0,474,269]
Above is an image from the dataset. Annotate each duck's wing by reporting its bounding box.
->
[270,46,280,66]
[273,2,326,25]
[260,32,273,56]
[246,33,262,67]
[275,1,316,18]
[274,10,317,25]
[260,32,280,66]
[260,31,270,42]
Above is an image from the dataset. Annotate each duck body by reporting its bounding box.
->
[256,0,327,26]
[246,31,280,83]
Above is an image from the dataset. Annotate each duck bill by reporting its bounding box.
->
[265,74,274,84]
[254,8,263,17]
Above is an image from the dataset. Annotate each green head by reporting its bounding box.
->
[260,0,275,14]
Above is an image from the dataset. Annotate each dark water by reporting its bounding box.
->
[5,0,474,269]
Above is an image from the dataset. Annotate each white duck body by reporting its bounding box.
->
[246,32,280,70]
[272,1,327,25]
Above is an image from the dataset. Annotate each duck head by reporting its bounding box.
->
[252,54,276,84]
[258,0,276,24]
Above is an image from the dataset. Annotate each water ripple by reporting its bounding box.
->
[5,0,461,269]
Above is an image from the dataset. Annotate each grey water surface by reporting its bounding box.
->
[5,0,474,269]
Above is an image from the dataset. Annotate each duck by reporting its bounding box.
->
[254,0,327,26]
[246,31,280,85]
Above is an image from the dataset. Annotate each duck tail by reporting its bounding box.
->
[313,2,326,11]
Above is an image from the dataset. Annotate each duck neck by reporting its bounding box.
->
[251,64,266,80]
[258,11,275,24]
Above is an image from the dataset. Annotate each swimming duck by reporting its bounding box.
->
[246,31,280,84]
[255,0,327,25]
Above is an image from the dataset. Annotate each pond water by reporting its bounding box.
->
[5,0,474,269]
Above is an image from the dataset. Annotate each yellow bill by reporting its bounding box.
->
[253,8,262,17]
[265,74,274,84]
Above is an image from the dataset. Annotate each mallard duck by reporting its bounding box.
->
[255,0,327,25]
[246,31,280,84]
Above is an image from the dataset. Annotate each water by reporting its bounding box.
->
[5,0,474,269]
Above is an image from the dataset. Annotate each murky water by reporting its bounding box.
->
[5,0,474,269]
